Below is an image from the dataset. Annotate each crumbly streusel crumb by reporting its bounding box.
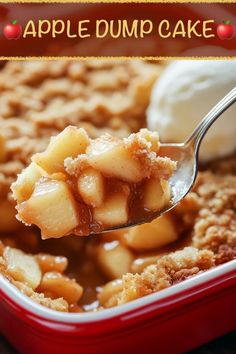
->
[0,60,161,200]
[14,281,69,312]
[65,129,176,180]
[117,247,214,305]
[175,170,236,263]
[191,172,236,261]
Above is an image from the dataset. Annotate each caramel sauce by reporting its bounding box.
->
[66,174,167,236]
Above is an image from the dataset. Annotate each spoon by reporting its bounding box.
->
[107,86,236,232]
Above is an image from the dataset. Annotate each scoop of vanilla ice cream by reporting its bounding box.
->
[147,60,236,162]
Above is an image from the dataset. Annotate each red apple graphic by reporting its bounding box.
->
[3,20,22,40]
[217,20,235,40]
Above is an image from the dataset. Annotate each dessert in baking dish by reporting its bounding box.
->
[12,127,176,238]
[0,60,235,313]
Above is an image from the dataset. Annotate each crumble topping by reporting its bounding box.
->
[98,247,214,307]
[191,172,236,263]
[0,60,161,201]
[174,172,236,263]
[65,129,175,180]
[14,281,69,313]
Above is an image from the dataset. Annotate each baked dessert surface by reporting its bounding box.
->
[0,60,235,313]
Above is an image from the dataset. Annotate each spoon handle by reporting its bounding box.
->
[185,86,236,153]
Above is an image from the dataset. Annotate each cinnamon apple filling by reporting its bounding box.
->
[11,127,176,239]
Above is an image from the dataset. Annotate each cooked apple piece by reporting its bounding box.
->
[98,279,123,308]
[77,168,104,207]
[38,271,83,304]
[143,178,171,211]
[87,138,143,183]
[124,215,178,251]
[11,162,46,203]
[96,241,134,279]
[35,254,68,274]
[3,247,42,290]
[33,126,89,173]
[17,179,79,239]
[93,190,129,227]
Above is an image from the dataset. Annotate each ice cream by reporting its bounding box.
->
[147,60,236,162]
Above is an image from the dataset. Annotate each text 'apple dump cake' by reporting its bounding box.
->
[0,60,235,313]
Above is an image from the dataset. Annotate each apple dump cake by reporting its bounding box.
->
[12,127,176,238]
[0,60,235,313]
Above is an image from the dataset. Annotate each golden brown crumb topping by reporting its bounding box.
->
[0,60,161,201]
[174,171,236,263]
[98,247,214,307]
[191,172,236,263]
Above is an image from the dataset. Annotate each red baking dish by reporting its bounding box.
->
[0,259,236,354]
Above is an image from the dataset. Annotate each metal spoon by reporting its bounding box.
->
[107,86,236,232]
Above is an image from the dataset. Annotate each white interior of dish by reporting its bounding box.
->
[1,259,235,323]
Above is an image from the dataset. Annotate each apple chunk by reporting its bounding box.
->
[93,191,129,227]
[17,179,79,239]
[124,215,178,251]
[35,254,68,274]
[87,139,143,183]
[3,247,42,290]
[11,162,46,203]
[96,241,134,280]
[77,168,104,207]
[38,272,83,304]
[33,126,89,174]
[143,178,171,211]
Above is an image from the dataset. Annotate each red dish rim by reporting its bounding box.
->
[1,259,235,324]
